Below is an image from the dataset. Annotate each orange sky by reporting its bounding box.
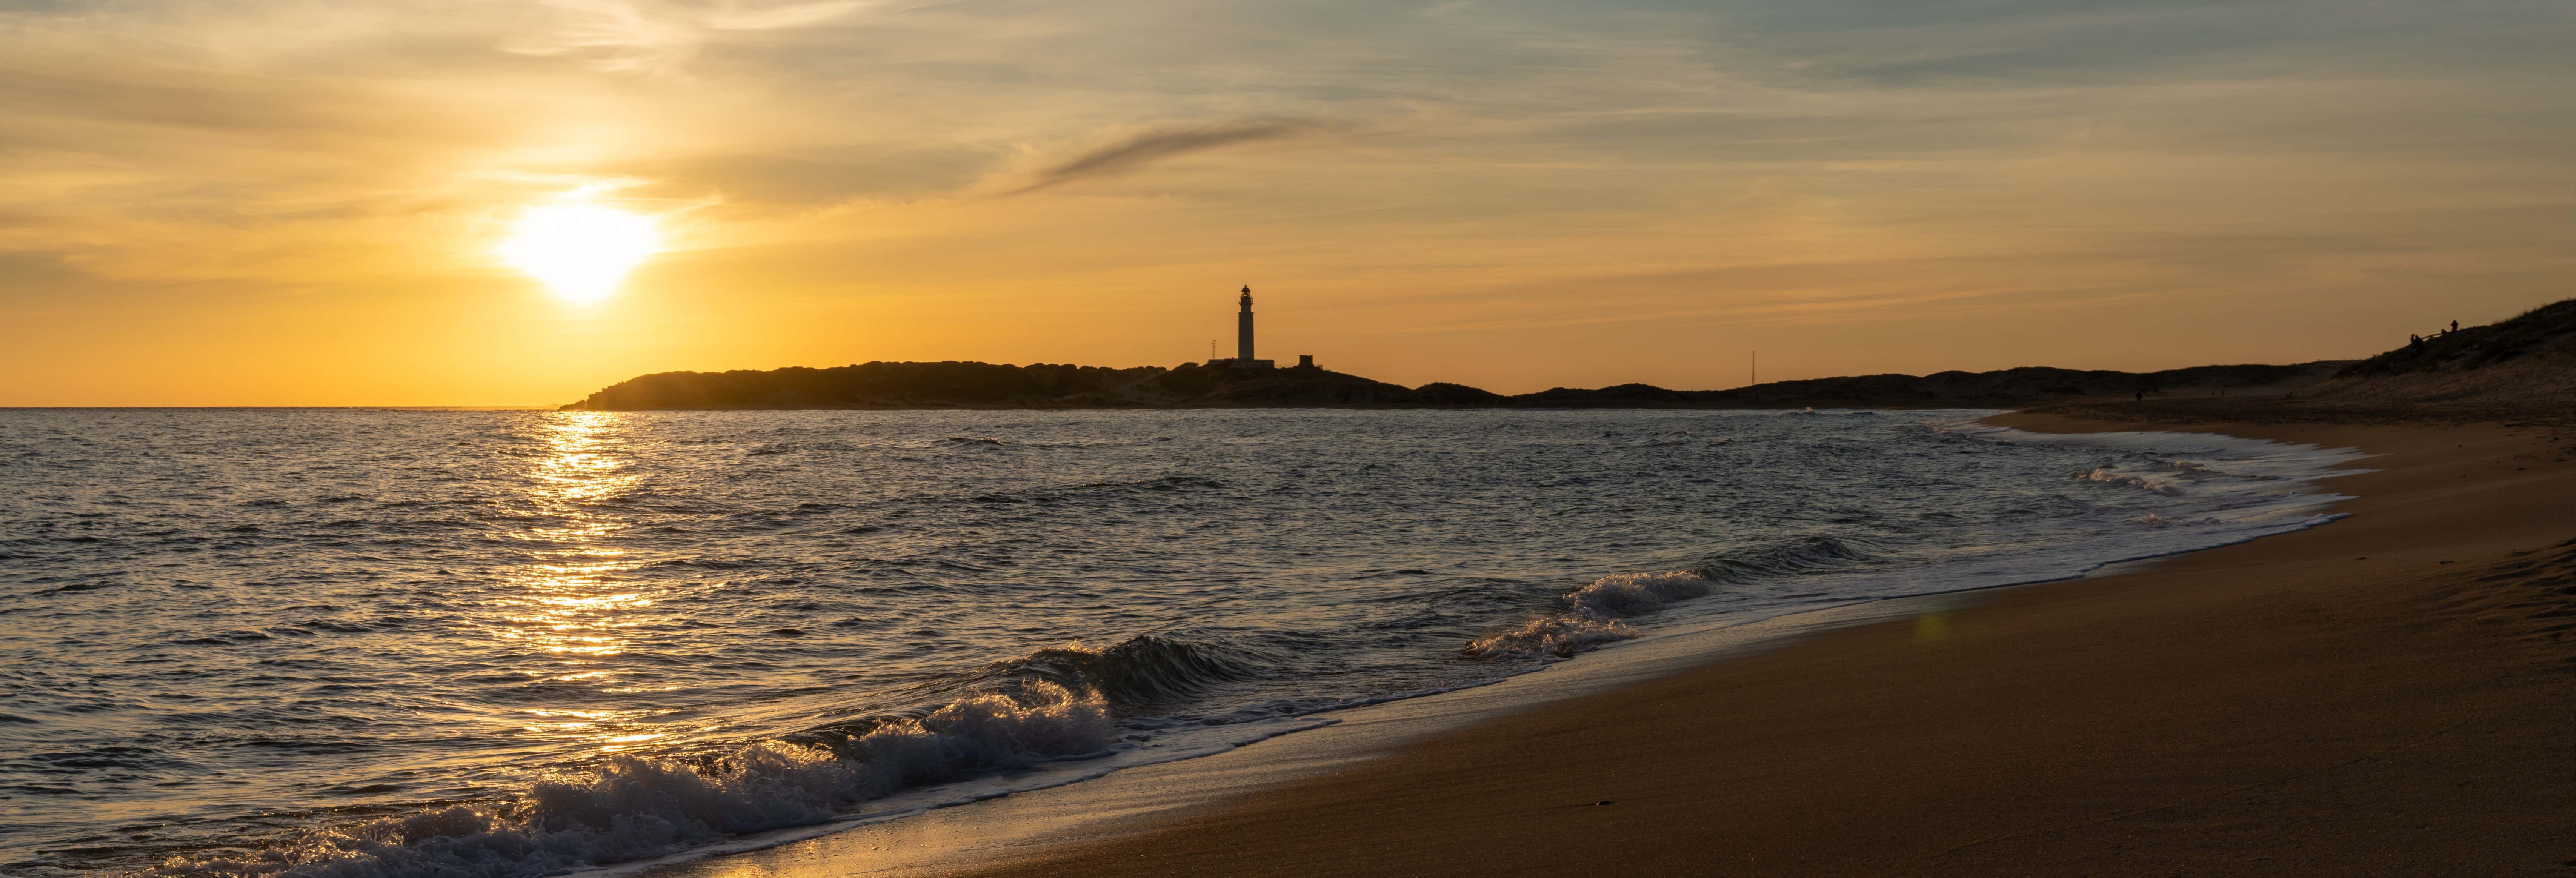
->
[1,0,2568,406]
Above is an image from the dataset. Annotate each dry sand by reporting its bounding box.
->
[910,415,2572,876]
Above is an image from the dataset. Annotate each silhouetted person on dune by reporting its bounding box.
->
[2410,333,2425,352]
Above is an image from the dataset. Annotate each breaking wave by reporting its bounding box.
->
[146,633,1282,878]
[1465,536,1892,660]
[1701,535,1881,583]
[2076,468,2184,495]
[148,683,1114,878]
[958,634,1274,709]
[1464,572,1712,659]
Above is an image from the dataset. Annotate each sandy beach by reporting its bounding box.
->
[849,414,2574,877]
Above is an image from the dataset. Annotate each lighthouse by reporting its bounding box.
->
[1237,285,1256,361]
[1209,285,1279,370]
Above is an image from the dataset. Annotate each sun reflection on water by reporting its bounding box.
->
[492,412,669,751]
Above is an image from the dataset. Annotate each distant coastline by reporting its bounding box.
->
[560,299,2572,417]
[557,360,2342,411]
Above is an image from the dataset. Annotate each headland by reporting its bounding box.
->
[560,360,2339,411]
[564,301,2572,415]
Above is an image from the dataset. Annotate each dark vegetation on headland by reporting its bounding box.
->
[560,360,2335,411]
[560,299,2573,423]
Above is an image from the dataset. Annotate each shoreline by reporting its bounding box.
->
[645,413,2571,877]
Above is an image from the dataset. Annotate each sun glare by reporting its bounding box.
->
[500,203,661,303]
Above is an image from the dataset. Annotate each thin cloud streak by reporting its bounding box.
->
[505,0,879,73]
[1003,120,1326,195]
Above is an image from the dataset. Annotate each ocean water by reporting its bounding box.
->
[0,408,2362,877]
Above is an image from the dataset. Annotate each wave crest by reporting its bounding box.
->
[957,634,1269,709]
[2076,468,2183,495]
[1701,535,1879,583]
[150,683,1113,878]
[1465,572,1710,660]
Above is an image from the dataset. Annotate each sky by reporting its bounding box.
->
[0,0,2568,406]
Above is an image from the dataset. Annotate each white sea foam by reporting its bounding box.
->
[1465,572,1712,659]
[2077,468,2184,495]
[150,684,1117,878]
[1568,571,1714,616]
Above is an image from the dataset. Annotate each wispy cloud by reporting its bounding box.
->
[504,0,877,73]
[704,0,874,30]
[1004,119,1326,195]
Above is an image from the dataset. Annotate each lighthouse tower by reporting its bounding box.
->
[1237,285,1256,361]
[1210,285,1276,370]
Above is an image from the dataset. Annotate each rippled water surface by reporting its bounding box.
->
[0,408,2358,876]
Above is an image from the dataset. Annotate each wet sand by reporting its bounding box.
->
[900,415,2570,876]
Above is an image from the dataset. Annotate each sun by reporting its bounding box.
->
[500,203,661,303]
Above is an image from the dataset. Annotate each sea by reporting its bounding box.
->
[0,408,2365,877]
